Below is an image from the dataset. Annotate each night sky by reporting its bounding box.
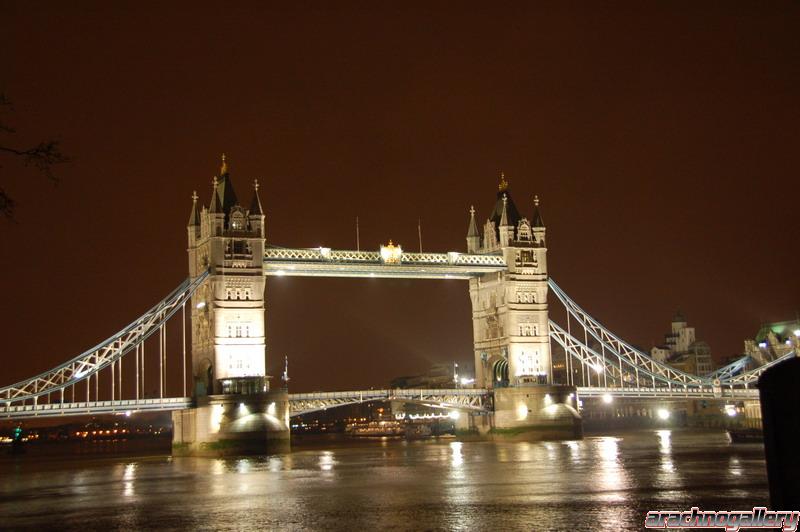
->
[2,2,798,393]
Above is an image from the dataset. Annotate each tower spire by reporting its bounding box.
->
[220,153,228,175]
[187,190,200,226]
[467,205,479,237]
[209,176,223,213]
[531,194,544,227]
[500,194,509,227]
[249,178,264,215]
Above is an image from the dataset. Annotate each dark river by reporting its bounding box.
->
[0,430,768,531]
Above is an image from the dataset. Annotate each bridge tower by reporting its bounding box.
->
[467,172,551,389]
[467,173,580,438]
[175,155,289,455]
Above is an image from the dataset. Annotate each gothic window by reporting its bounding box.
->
[235,325,243,337]
[230,211,246,230]
[517,219,532,241]
[532,324,539,336]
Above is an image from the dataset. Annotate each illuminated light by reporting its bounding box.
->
[196,301,206,309]
[568,393,575,399]
[602,393,613,404]
[758,341,767,348]
[592,364,603,374]
[267,402,276,416]
[74,367,88,379]
[210,404,224,433]
[449,410,460,420]
[379,241,403,264]
[125,410,131,417]
[544,394,552,405]
[275,270,286,276]
[319,247,331,259]
[786,340,792,346]
[516,403,529,420]
[724,405,737,417]
[459,377,474,386]
[369,273,375,277]
[657,408,670,420]
[794,329,800,337]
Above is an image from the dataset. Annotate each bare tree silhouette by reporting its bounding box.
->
[0,93,71,219]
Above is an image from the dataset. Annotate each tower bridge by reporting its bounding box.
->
[1,156,787,453]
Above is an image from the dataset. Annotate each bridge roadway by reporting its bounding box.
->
[262,247,507,279]
[0,386,757,420]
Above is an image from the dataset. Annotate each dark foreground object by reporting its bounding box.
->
[726,428,764,443]
[759,355,800,508]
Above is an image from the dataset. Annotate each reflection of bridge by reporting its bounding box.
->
[1,158,788,447]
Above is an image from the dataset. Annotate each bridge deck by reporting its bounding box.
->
[0,397,192,420]
[263,248,506,279]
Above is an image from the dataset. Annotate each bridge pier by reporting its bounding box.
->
[172,390,290,456]
[490,385,582,440]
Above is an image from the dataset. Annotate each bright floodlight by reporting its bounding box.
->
[794,329,800,337]
[724,405,737,417]
[593,364,603,374]
[275,270,286,276]
[196,301,206,309]
[657,408,670,420]
[449,411,460,420]
[602,393,613,404]
[460,377,474,386]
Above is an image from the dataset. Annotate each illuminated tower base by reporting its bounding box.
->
[490,385,581,439]
[172,390,290,456]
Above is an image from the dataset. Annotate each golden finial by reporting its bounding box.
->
[534,194,540,206]
[469,205,475,216]
[253,178,259,191]
[212,175,218,187]
[498,171,509,191]
[192,190,198,203]
[220,153,228,175]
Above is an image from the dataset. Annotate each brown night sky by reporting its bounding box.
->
[1,2,798,394]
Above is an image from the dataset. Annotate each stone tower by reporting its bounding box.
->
[467,172,550,389]
[186,155,267,396]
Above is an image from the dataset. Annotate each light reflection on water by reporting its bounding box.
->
[0,430,768,531]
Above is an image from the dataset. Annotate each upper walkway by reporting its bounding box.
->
[263,247,507,279]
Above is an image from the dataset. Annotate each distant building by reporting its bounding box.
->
[650,312,714,376]
[390,363,473,389]
[743,319,800,367]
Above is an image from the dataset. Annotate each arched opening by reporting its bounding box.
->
[493,359,509,388]
[196,358,213,396]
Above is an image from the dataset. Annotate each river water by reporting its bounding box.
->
[0,430,768,531]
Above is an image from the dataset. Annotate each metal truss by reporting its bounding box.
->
[548,278,790,391]
[705,356,752,380]
[0,397,192,420]
[288,388,491,417]
[576,387,759,400]
[0,272,208,406]
[263,247,506,279]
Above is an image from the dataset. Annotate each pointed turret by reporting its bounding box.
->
[531,195,544,227]
[249,179,265,237]
[213,153,239,215]
[187,190,200,226]
[489,172,522,238]
[249,179,264,215]
[499,194,514,247]
[466,205,480,253]
[209,176,223,213]
[531,194,546,247]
